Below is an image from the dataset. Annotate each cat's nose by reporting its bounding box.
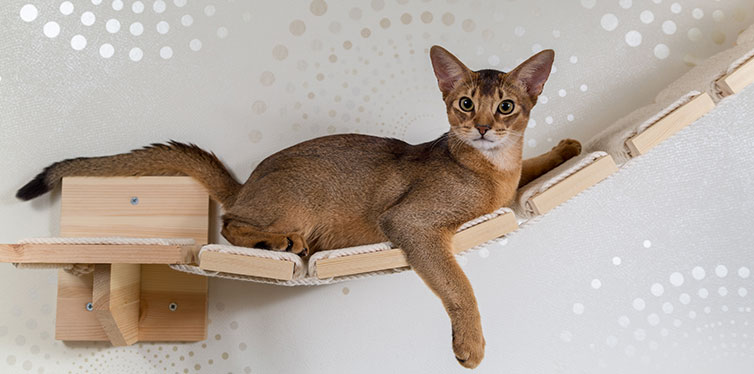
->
[474,124,491,135]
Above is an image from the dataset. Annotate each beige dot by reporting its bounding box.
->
[380,17,391,29]
[222,352,229,360]
[462,19,476,32]
[252,101,267,115]
[194,364,201,370]
[327,125,336,133]
[712,31,725,44]
[342,287,350,295]
[371,0,384,11]
[328,110,337,117]
[248,130,262,143]
[289,20,305,36]
[420,11,433,23]
[329,21,341,33]
[361,28,371,38]
[343,40,352,49]
[328,54,337,62]
[482,29,494,40]
[316,73,324,81]
[215,334,222,340]
[259,71,275,86]
[400,13,412,24]
[272,44,288,60]
[442,12,455,25]
[349,7,362,20]
[307,92,315,99]
[310,0,327,16]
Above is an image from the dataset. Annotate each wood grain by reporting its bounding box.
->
[716,56,754,97]
[55,270,109,341]
[93,264,141,346]
[0,243,198,264]
[199,251,295,281]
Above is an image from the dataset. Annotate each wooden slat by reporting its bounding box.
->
[138,265,207,342]
[716,56,754,97]
[60,177,209,244]
[315,211,518,279]
[93,264,141,346]
[527,155,618,216]
[55,270,109,341]
[626,93,715,157]
[0,243,198,264]
[199,251,295,281]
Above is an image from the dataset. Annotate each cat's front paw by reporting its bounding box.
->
[553,138,581,162]
[452,320,485,369]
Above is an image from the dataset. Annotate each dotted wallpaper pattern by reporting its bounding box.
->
[1,1,754,373]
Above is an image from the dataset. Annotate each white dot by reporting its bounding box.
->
[204,5,216,16]
[715,265,728,278]
[569,55,578,64]
[106,19,120,33]
[619,0,632,9]
[643,240,652,248]
[488,55,500,66]
[60,1,74,15]
[539,95,548,104]
[612,257,621,265]
[718,286,728,297]
[670,2,682,14]
[189,39,202,51]
[92,0,102,4]
[476,47,484,56]
[70,34,87,50]
[625,30,642,47]
[20,4,38,22]
[478,247,490,258]
[112,0,124,11]
[633,298,646,311]
[688,311,696,319]
[606,335,618,347]
[99,43,114,58]
[738,267,750,279]
[545,116,553,124]
[654,44,670,59]
[591,279,602,289]
[43,22,60,38]
[679,293,690,304]
[698,288,709,298]
[669,272,684,286]
[217,27,228,39]
[132,1,144,13]
[558,89,567,97]
[662,20,676,35]
[527,139,537,148]
[618,315,630,328]
[581,0,596,9]
[692,266,705,280]
[579,84,588,92]
[567,114,574,122]
[692,8,704,19]
[514,26,525,37]
[634,329,646,341]
[552,29,561,38]
[601,14,619,31]
[672,319,681,327]
[181,15,193,26]
[174,0,187,7]
[81,11,96,26]
[159,46,173,59]
[688,28,702,42]
[156,21,169,34]
[739,287,748,297]
[647,313,660,326]
[662,302,674,314]
[527,119,536,128]
[129,47,143,61]
[651,283,664,296]
[153,0,166,13]
[560,330,572,342]
[640,10,654,24]
[130,22,144,36]
[573,303,585,315]
[712,10,725,22]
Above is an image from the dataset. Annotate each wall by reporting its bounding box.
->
[1,0,753,373]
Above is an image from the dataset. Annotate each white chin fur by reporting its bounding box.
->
[464,135,520,171]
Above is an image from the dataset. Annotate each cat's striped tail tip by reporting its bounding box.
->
[16,172,51,201]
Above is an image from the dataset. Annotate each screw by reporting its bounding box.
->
[168,302,178,312]
[130,197,139,205]
[85,302,93,311]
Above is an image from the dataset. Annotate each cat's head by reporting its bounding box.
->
[430,46,553,153]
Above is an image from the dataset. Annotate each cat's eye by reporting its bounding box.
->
[498,100,515,115]
[458,97,474,112]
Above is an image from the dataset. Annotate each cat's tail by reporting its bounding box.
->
[16,141,242,208]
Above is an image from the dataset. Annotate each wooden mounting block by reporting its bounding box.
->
[716,55,754,97]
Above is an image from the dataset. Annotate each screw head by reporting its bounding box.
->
[130,197,139,205]
[85,302,93,311]
[168,302,178,312]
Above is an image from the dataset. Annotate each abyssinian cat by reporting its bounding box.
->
[16,46,580,368]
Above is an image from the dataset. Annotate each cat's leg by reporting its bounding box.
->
[518,138,581,187]
[221,220,309,256]
[379,212,484,368]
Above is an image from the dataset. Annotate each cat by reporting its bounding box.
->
[16,46,580,368]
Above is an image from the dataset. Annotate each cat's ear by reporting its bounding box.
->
[507,49,554,98]
[430,46,472,95]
